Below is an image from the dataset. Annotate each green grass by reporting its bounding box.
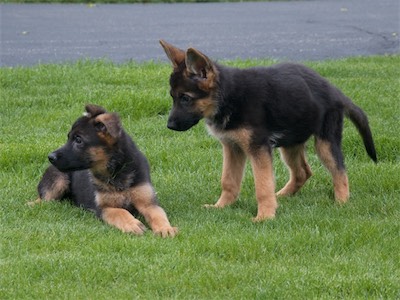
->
[1,56,399,299]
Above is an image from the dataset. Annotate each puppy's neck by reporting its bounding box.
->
[90,160,136,193]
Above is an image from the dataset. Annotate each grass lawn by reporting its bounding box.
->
[1,56,399,299]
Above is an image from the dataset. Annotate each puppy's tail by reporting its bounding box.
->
[343,97,377,163]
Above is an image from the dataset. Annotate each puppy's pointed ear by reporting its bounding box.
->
[85,104,107,118]
[94,113,122,140]
[186,48,218,91]
[159,40,185,68]
[185,48,214,78]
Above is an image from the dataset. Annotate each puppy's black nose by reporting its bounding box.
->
[167,120,178,131]
[168,119,185,131]
[48,152,60,164]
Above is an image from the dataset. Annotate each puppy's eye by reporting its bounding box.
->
[74,135,83,144]
[180,94,192,104]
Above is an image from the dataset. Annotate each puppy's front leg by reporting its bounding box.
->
[205,142,246,208]
[101,207,147,235]
[249,148,278,222]
[131,184,178,238]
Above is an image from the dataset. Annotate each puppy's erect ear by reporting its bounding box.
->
[185,48,213,78]
[186,48,218,91]
[159,40,185,68]
[94,113,122,140]
[85,104,107,118]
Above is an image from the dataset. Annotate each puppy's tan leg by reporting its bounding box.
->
[28,168,70,206]
[277,144,312,197]
[315,139,349,202]
[205,142,246,208]
[101,207,147,235]
[249,148,278,222]
[131,184,178,238]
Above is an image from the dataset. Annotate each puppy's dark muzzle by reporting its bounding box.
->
[167,119,185,131]
[48,152,61,164]
[167,117,200,131]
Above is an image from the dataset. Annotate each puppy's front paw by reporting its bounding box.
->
[27,198,48,206]
[122,219,147,235]
[203,203,221,209]
[252,212,275,223]
[154,226,179,238]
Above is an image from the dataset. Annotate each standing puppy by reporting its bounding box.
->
[160,40,376,222]
[33,104,178,237]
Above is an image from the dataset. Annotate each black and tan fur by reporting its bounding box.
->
[32,104,178,237]
[160,40,377,222]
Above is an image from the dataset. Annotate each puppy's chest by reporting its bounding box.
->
[95,189,131,208]
[207,123,287,149]
[207,123,252,151]
[94,182,155,209]
[91,174,135,207]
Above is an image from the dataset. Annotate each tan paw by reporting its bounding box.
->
[276,189,291,197]
[121,219,147,235]
[203,203,222,209]
[252,212,275,223]
[27,198,45,206]
[154,226,179,238]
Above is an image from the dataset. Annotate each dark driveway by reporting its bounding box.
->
[1,0,399,67]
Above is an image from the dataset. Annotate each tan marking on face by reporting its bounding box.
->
[195,96,217,118]
[88,147,109,175]
[96,131,115,146]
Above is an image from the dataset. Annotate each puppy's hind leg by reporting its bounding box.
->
[315,110,349,202]
[315,138,349,203]
[276,144,312,197]
[28,165,70,205]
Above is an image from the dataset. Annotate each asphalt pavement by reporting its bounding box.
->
[1,0,399,67]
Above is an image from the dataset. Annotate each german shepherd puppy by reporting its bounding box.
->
[160,40,377,222]
[32,104,178,237]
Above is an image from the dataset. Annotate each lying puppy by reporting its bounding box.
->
[32,104,178,237]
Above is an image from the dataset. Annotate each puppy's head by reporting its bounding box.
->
[48,104,122,173]
[160,40,219,131]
